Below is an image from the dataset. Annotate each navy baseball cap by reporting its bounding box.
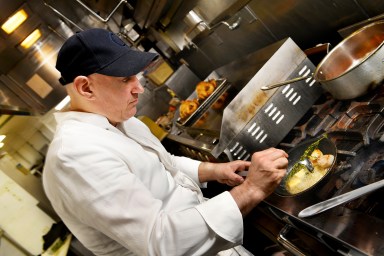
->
[56,28,158,85]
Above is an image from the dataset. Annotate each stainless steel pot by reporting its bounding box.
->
[262,21,384,100]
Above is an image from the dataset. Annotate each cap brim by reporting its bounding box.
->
[97,50,158,77]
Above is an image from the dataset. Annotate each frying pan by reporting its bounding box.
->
[262,21,384,100]
[274,136,337,197]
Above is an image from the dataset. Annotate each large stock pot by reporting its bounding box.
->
[263,21,384,100]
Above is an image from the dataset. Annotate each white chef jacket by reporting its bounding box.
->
[42,111,248,256]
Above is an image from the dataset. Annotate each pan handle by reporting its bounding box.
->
[261,74,313,91]
[277,225,307,256]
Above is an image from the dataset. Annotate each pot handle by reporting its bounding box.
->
[298,178,384,218]
[277,225,307,256]
[261,74,313,91]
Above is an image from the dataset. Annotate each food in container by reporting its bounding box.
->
[274,135,337,197]
[179,99,200,120]
[195,79,217,100]
[286,148,335,194]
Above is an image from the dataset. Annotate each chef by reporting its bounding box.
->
[42,28,288,256]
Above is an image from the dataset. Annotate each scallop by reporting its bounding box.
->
[309,149,323,164]
[317,154,335,168]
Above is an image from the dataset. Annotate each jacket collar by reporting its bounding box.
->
[54,111,115,130]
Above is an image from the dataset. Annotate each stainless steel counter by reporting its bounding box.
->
[263,186,384,255]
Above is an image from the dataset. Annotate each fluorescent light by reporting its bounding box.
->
[55,96,70,111]
[0,135,5,142]
[20,29,41,49]
[0,143,3,148]
[1,9,28,34]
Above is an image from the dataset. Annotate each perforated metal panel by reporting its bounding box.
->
[225,59,322,160]
[211,39,324,159]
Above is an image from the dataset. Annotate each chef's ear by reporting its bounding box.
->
[73,75,94,98]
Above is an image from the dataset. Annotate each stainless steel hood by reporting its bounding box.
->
[0,0,133,116]
[193,0,251,27]
[0,0,80,115]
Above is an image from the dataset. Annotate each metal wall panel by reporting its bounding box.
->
[177,7,276,78]
[180,0,384,78]
[247,0,384,49]
[193,0,251,26]
[355,0,384,17]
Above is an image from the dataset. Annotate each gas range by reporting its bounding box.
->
[259,85,384,255]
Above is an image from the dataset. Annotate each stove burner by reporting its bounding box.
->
[331,140,384,218]
[278,85,384,219]
[305,99,344,136]
[327,131,364,156]
[328,99,384,145]
[353,160,384,187]
[270,84,384,255]
[354,84,384,102]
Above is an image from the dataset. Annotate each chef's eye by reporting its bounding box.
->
[122,76,134,83]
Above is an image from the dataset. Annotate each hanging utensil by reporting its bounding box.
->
[298,179,384,218]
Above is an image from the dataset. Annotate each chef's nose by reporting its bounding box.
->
[136,83,145,94]
[133,77,145,94]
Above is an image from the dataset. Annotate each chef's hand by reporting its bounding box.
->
[198,160,250,186]
[230,148,288,216]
